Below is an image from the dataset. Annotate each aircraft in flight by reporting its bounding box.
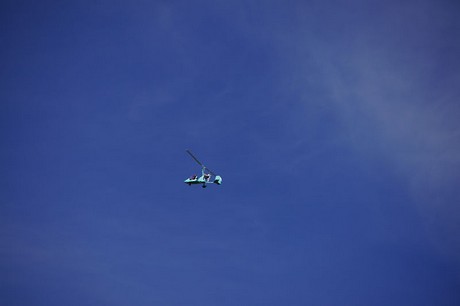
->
[184,149,222,188]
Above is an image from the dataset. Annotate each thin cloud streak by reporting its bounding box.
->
[270,1,460,261]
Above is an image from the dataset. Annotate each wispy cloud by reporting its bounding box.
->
[332,38,457,261]
[249,0,460,261]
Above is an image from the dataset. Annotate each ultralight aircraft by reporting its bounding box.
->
[184,149,222,188]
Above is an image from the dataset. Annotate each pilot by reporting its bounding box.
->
[190,174,197,180]
[204,173,211,182]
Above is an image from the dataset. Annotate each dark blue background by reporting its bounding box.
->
[2,1,460,305]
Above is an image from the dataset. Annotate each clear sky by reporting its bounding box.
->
[1,0,460,305]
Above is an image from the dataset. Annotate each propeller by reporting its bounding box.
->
[186,149,203,167]
[186,149,216,175]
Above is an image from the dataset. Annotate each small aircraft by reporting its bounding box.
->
[184,149,222,188]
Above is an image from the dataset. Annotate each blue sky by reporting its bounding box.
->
[1,0,460,305]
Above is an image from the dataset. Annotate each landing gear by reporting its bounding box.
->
[202,184,207,188]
